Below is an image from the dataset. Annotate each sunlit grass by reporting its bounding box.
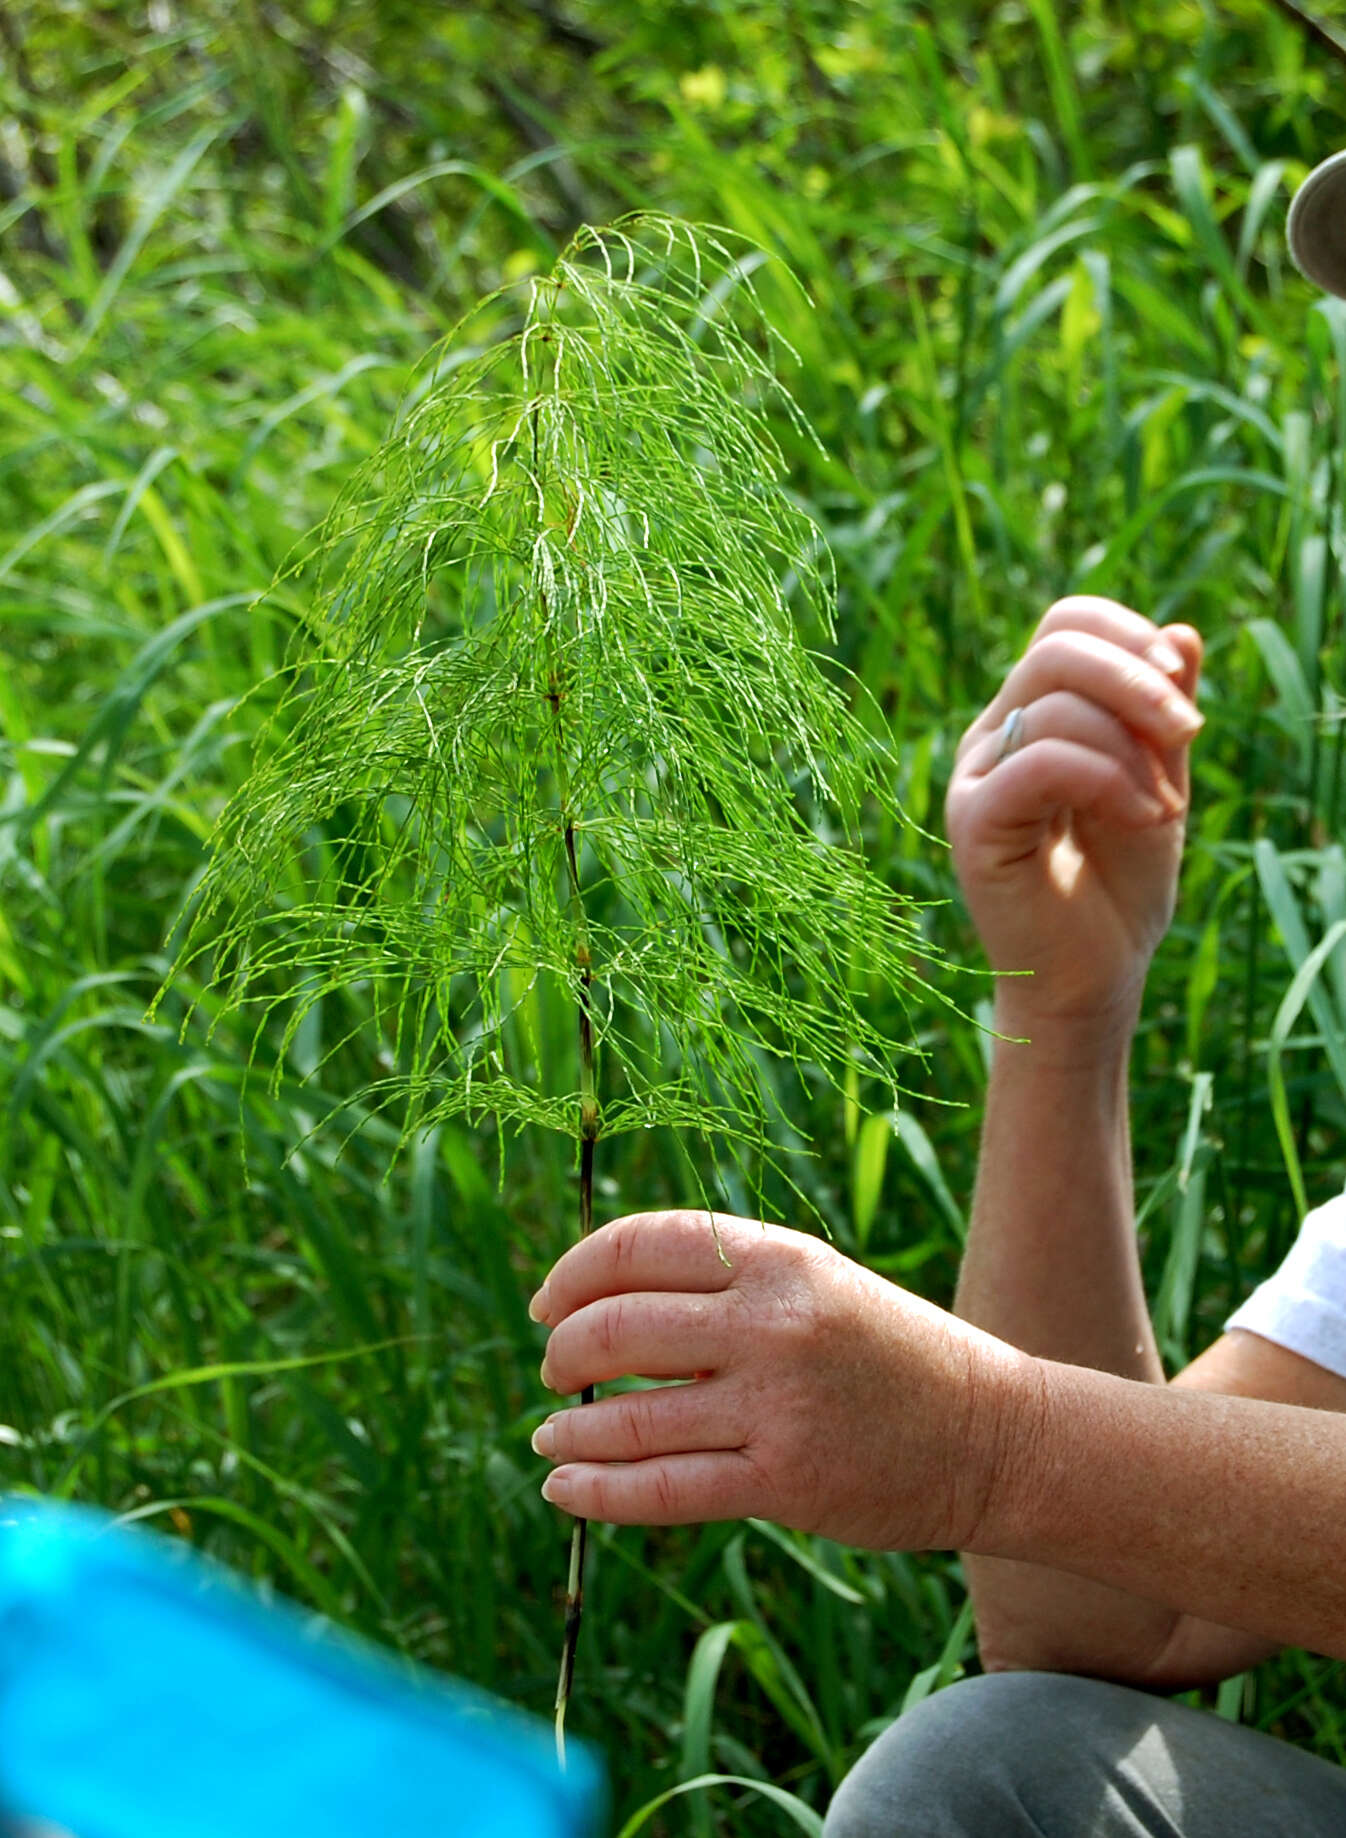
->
[3,2,1346,1827]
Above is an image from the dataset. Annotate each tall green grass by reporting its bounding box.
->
[3,1,1346,1826]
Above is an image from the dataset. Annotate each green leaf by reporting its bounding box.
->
[79,123,227,341]
[1185,916,1221,1066]
[1266,918,1346,1221]
[1152,1072,1214,1365]
[1255,842,1346,1107]
[746,1520,866,1605]
[852,1110,891,1250]
[893,1109,967,1244]
[1169,144,1262,327]
[898,1592,975,1715]
[681,1620,742,1833]
[614,1774,824,1838]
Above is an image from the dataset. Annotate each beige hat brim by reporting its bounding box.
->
[1289,150,1346,298]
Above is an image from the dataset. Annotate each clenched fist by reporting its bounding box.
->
[944,596,1203,1031]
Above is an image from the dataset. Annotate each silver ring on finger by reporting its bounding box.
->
[995,705,1028,765]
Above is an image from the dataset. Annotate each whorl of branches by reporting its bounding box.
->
[161,216,945,1185]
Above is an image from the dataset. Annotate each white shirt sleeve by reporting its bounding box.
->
[1224,1189,1346,1380]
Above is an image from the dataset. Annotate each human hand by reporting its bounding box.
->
[529,1211,1037,1551]
[943,596,1203,1031]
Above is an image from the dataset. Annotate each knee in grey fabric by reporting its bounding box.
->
[823,1670,1346,1838]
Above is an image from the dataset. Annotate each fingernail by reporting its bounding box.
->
[528,1284,550,1324]
[1146,639,1184,676]
[541,1472,568,1506]
[1163,695,1204,735]
[539,1357,553,1391]
[532,1419,556,1457]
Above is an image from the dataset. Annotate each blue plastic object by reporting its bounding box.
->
[0,1498,604,1838]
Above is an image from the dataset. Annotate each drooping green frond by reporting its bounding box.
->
[160,215,945,1169]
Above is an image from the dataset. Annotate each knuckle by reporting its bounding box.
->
[607,1209,655,1244]
[1034,598,1075,639]
[764,1219,815,1264]
[668,1208,705,1253]
[760,1272,823,1349]
[611,1218,639,1274]
[680,1207,726,1253]
[1034,598,1094,642]
[620,1391,656,1458]
[651,1465,681,1519]
[1122,660,1169,708]
[596,1296,626,1359]
[1103,754,1131,791]
[1023,628,1071,674]
[741,1441,791,1521]
[584,1470,609,1520]
[1040,593,1136,628]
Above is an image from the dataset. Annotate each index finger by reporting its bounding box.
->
[530,1210,770,1327]
[1032,594,1165,654]
[961,599,1170,745]
[1035,598,1202,705]
[1033,601,1204,799]
[959,597,1202,765]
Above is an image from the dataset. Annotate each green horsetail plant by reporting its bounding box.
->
[154,215,946,1759]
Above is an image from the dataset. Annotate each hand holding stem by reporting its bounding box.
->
[530,1211,1346,1674]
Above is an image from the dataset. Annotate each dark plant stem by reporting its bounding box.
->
[555,817,598,1766]
[532,382,600,1765]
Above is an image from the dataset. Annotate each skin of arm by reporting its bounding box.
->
[946,595,1346,1685]
[993,1344,1346,1674]
[956,1006,1346,1687]
[528,593,1346,1687]
[529,1211,1346,1675]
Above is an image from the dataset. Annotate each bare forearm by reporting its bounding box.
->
[941,604,1221,1677]
[980,1359,1346,1679]
[955,1000,1182,1676]
[955,1000,1159,1378]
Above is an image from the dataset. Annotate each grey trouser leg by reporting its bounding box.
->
[824,1671,1346,1837]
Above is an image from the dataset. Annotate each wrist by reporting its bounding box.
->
[955,1332,1055,1554]
[989,986,1141,1073]
[958,1338,1057,1557]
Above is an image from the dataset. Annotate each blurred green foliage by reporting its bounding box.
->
[4,0,1346,1828]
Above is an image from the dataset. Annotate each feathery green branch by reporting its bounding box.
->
[155,214,951,1747]
[161,216,942,1185]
